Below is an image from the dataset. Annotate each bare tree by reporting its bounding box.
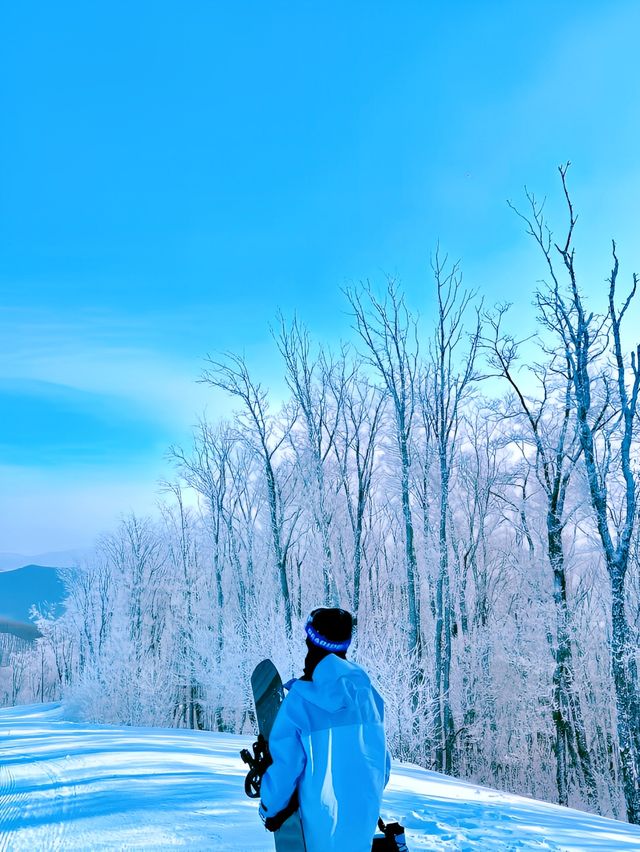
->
[160,484,204,730]
[484,303,598,808]
[516,163,640,822]
[421,252,481,774]
[331,365,386,614]
[276,316,343,604]
[201,354,297,638]
[171,422,232,682]
[347,282,422,669]
[449,408,505,779]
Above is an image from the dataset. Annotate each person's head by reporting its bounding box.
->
[305,607,353,652]
[302,607,354,680]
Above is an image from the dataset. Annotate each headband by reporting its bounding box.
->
[305,620,352,653]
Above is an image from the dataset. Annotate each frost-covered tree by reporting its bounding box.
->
[516,163,640,823]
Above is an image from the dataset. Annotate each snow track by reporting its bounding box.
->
[1,703,640,850]
[0,704,266,851]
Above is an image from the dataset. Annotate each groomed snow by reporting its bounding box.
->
[1,703,639,850]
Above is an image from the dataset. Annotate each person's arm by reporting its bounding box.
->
[371,682,392,788]
[259,704,306,828]
[384,746,392,788]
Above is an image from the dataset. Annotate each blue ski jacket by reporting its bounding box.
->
[260,654,391,852]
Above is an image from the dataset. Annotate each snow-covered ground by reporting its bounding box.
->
[1,703,639,851]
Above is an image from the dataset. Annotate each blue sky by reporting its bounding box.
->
[2,1,640,553]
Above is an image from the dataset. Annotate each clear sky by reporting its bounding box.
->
[2,1,640,554]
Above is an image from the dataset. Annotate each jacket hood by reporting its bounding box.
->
[293,654,372,713]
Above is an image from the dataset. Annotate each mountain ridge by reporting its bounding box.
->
[0,549,88,572]
[0,564,67,627]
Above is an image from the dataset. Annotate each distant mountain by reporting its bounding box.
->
[0,564,67,624]
[0,549,87,572]
[0,616,41,641]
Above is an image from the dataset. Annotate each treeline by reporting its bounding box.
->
[6,168,640,822]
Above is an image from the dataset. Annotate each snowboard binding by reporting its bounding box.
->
[240,733,272,798]
[372,818,409,851]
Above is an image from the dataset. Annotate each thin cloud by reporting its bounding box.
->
[0,306,223,430]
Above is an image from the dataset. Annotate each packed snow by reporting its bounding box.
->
[1,703,639,851]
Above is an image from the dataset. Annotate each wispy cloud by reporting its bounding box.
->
[0,306,220,429]
[0,307,230,550]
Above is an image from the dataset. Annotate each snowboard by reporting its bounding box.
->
[246,659,307,852]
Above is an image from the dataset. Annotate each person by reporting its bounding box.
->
[259,607,391,852]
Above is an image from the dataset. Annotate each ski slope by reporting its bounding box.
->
[1,703,639,851]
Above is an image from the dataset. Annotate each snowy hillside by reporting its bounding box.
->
[1,704,639,850]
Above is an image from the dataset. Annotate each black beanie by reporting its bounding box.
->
[306,607,353,649]
[301,608,354,682]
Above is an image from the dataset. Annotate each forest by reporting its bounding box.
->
[5,168,640,823]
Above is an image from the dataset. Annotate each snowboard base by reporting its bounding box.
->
[250,659,306,852]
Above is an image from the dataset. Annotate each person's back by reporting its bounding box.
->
[259,608,390,852]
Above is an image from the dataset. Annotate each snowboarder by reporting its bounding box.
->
[258,607,391,852]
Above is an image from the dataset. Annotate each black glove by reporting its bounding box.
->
[259,792,300,832]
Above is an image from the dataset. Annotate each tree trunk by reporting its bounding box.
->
[611,569,640,823]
